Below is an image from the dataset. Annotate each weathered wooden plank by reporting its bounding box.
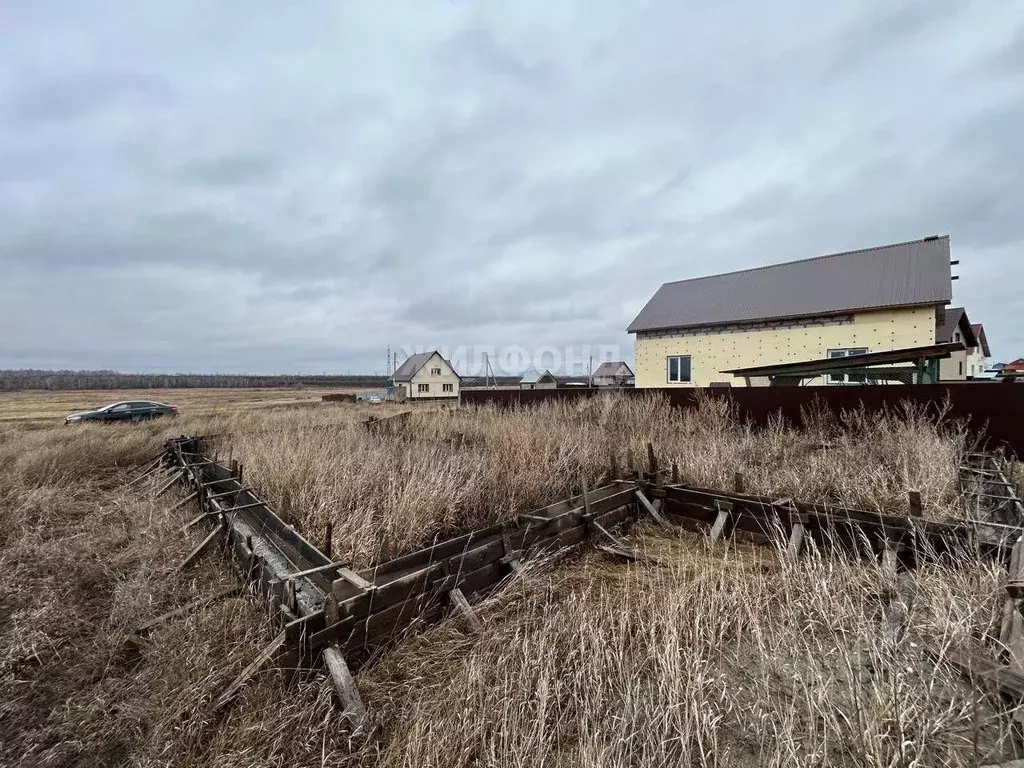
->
[709,500,732,542]
[134,586,242,635]
[215,631,288,710]
[337,568,374,591]
[635,489,669,527]
[154,471,185,498]
[168,491,199,513]
[322,645,367,725]
[176,523,225,572]
[448,588,482,632]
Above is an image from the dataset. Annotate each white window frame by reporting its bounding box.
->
[430,367,441,376]
[442,383,453,392]
[666,355,691,383]
[827,348,869,384]
[418,383,429,393]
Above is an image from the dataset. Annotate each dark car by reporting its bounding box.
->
[64,401,178,424]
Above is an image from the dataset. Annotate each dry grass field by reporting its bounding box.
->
[1,389,1018,766]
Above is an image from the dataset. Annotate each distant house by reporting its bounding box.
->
[392,351,460,400]
[935,307,978,380]
[1005,359,1024,374]
[593,361,635,388]
[969,323,991,378]
[627,236,953,387]
[519,368,558,390]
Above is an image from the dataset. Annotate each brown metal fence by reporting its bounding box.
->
[461,383,1024,457]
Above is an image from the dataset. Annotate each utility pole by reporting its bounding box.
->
[589,355,593,388]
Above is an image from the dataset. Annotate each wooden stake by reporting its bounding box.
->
[322,645,368,726]
[908,490,923,517]
[610,453,621,480]
[709,500,733,542]
[448,588,482,632]
[177,523,225,572]
[168,491,198,513]
[671,462,680,485]
[646,442,657,476]
[634,489,669,527]
[734,471,745,494]
[626,448,635,473]
[154,471,184,498]
[215,631,288,710]
[324,522,333,560]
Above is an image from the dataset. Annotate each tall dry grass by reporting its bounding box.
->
[349,530,1013,767]
[0,394,1002,767]
[222,393,973,567]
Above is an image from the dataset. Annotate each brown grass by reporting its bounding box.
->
[223,393,974,567]
[0,390,1009,767]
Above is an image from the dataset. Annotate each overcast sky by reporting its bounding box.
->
[1,1,1022,375]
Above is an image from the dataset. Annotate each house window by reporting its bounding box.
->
[430,367,441,376]
[954,331,961,343]
[828,348,869,384]
[418,383,429,393]
[666,355,691,383]
[442,383,453,392]
[958,361,963,377]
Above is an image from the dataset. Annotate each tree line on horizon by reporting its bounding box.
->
[0,369,390,391]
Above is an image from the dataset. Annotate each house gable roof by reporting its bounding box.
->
[519,368,557,384]
[936,307,978,348]
[627,236,952,334]
[393,351,460,382]
[593,361,634,377]
[971,323,991,357]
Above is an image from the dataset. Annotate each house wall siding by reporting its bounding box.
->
[408,353,460,399]
[633,306,938,388]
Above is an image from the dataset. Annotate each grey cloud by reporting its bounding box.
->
[1,1,1023,374]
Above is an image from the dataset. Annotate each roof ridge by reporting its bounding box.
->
[658,235,949,289]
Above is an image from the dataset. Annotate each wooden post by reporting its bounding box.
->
[324,522,333,560]
[786,512,807,560]
[709,500,733,542]
[581,477,592,518]
[230,459,239,479]
[646,442,657,477]
[908,490,923,517]
[882,542,900,575]
[626,448,635,474]
[236,462,244,484]
[671,462,680,485]
[734,472,745,494]
[610,453,621,480]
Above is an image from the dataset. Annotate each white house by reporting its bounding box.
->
[593,361,634,388]
[392,351,460,400]
[519,369,558,390]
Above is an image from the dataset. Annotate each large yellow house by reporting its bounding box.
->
[627,236,954,388]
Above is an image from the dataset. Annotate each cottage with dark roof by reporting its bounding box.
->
[627,236,954,387]
[592,361,635,388]
[392,350,460,400]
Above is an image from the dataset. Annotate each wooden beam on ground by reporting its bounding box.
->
[448,588,482,632]
[154,471,184,498]
[322,645,368,726]
[272,560,350,583]
[182,510,219,533]
[177,523,225,572]
[168,491,199,513]
[635,489,669,527]
[134,586,242,636]
[215,631,288,710]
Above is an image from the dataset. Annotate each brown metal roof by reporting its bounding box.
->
[593,361,634,377]
[627,236,952,334]
[393,351,460,382]
[971,323,991,357]
[720,342,961,378]
[935,307,978,348]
